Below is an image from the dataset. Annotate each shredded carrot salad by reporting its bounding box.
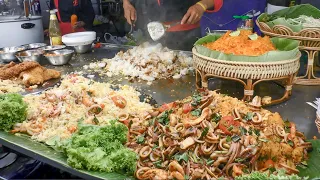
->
[204,30,276,56]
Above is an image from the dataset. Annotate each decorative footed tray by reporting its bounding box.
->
[257,18,320,85]
[193,47,301,105]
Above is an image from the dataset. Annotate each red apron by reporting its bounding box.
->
[157,0,223,32]
[53,0,85,35]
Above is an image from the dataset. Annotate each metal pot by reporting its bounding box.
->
[0,16,44,48]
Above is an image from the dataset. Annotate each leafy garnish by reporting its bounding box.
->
[158,110,173,126]
[269,167,276,173]
[191,93,202,107]
[288,140,294,147]
[244,112,253,121]
[184,175,190,180]
[136,134,145,144]
[235,158,245,163]
[206,159,214,165]
[212,113,222,122]
[200,127,209,139]
[284,119,291,133]
[0,93,27,131]
[227,125,234,131]
[248,127,253,135]
[128,120,133,129]
[240,127,247,135]
[153,160,162,168]
[149,117,156,126]
[152,145,158,150]
[93,116,99,124]
[58,121,137,174]
[191,109,202,117]
[232,135,241,142]
[226,136,232,142]
[253,129,260,136]
[87,91,93,96]
[174,152,189,163]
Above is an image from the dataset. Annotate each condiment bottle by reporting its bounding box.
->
[71,14,78,33]
[233,15,253,32]
[49,10,62,46]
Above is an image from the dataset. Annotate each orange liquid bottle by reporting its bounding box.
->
[71,14,78,32]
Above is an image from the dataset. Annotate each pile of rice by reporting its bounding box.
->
[0,79,25,94]
[84,42,194,81]
[21,75,153,142]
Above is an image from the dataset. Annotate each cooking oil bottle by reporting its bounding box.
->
[49,10,62,45]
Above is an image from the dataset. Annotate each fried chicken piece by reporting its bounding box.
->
[19,66,61,87]
[0,61,16,69]
[43,68,61,81]
[19,66,45,86]
[0,61,40,80]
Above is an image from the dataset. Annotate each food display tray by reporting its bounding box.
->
[0,132,132,180]
[256,19,320,86]
[193,47,301,105]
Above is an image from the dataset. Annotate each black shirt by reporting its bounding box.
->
[135,0,198,22]
[133,0,201,51]
[50,0,95,30]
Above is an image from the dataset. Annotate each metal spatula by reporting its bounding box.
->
[147,21,181,41]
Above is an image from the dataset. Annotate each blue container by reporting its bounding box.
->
[200,0,267,36]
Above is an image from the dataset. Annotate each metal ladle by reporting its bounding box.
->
[147,21,181,41]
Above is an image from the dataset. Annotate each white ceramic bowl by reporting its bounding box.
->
[62,31,96,46]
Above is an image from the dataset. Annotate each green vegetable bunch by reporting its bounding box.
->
[0,93,27,131]
[60,120,137,175]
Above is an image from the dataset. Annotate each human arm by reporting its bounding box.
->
[123,0,137,25]
[181,0,215,24]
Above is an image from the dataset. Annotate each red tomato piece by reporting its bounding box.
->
[111,96,127,109]
[218,116,240,135]
[182,103,193,114]
[159,102,176,112]
[264,159,275,168]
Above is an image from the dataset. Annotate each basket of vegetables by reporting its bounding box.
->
[193,30,301,104]
[257,4,320,47]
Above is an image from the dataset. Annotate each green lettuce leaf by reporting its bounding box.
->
[0,93,27,131]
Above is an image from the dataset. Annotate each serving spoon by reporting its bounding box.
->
[147,21,181,41]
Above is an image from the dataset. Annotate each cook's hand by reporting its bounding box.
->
[181,3,206,24]
[44,29,49,36]
[123,0,136,25]
[73,21,85,29]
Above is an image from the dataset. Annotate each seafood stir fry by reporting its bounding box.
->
[84,42,193,81]
[125,89,312,179]
[13,75,153,142]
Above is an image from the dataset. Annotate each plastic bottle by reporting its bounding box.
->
[233,15,253,32]
[49,10,62,45]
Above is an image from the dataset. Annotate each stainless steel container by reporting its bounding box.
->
[16,49,44,63]
[0,46,27,62]
[41,45,66,51]
[27,43,47,49]
[73,44,92,54]
[44,49,74,66]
